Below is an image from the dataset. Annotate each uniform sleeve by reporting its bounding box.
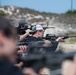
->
[50,41,59,52]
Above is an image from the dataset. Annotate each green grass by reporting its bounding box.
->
[0,10,6,16]
[69,38,76,43]
[65,37,76,44]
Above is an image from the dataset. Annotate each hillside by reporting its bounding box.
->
[0,6,76,34]
[0,6,76,51]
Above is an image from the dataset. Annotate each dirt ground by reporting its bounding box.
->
[57,43,76,53]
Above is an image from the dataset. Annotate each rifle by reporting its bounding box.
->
[43,34,76,41]
[17,41,58,53]
[43,26,55,31]
[17,41,45,51]
[19,51,76,75]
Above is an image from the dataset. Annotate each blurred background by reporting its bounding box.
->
[0,0,76,52]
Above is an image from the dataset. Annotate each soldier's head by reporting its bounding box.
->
[0,16,17,58]
[18,20,29,29]
[32,25,44,38]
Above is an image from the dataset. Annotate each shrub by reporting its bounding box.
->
[66,10,76,14]
[0,10,6,16]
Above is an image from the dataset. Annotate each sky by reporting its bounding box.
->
[1,0,76,14]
